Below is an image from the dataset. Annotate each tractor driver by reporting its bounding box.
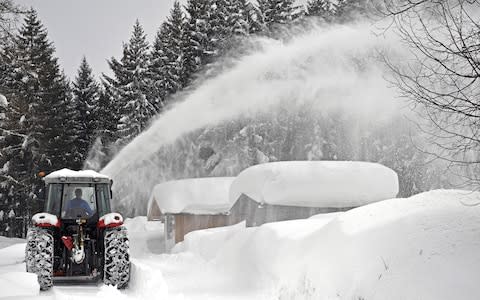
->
[65,188,93,216]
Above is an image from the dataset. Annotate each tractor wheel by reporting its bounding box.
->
[25,227,54,290]
[103,226,130,289]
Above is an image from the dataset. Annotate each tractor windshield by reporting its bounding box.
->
[62,184,97,219]
[45,183,111,218]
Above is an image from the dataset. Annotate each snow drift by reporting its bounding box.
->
[0,243,39,298]
[230,161,399,207]
[0,190,479,299]
[179,189,480,299]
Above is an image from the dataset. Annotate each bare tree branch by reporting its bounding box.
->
[383,0,480,186]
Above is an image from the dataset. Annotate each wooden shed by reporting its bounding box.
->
[228,161,399,226]
[147,177,239,251]
[148,161,399,252]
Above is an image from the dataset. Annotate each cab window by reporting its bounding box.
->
[96,184,111,216]
[61,184,96,219]
[46,184,63,216]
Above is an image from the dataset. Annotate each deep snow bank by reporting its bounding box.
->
[124,216,164,256]
[180,189,480,299]
[0,236,24,249]
[0,243,39,298]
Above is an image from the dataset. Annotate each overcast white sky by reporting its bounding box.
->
[14,0,186,79]
[13,0,307,80]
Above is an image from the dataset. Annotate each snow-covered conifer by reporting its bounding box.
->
[71,57,100,168]
[181,0,215,86]
[151,1,185,103]
[104,20,157,146]
[0,10,71,236]
[335,0,369,21]
[257,0,302,31]
[225,0,251,36]
[306,0,338,19]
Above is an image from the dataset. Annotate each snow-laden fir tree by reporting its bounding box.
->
[203,0,253,56]
[0,10,71,236]
[210,0,229,44]
[306,0,338,19]
[257,0,302,32]
[84,87,119,170]
[245,3,266,34]
[181,0,215,86]
[151,1,185,103]
[71,57,100,169]
[224,0,251,36]
[335,0,369,21]
[210,0,252,52]
[104,20,157,147]
[0,0,21,48]
[43,73,77,170]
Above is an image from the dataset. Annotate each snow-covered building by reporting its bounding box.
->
[148,161,399,251]
[147,177,239,250]
[229,161,399,226]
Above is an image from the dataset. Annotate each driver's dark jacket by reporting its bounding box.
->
[65,198,93,215]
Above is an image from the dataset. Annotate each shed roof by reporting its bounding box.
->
[229,161,399,208]
[148,177,236,215]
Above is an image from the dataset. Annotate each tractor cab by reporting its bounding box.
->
[43,170,112,223]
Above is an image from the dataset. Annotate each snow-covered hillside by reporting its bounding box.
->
[1,189,479,299]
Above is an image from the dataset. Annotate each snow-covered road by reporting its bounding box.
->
[2,190,480,299]
[0,218,268,300]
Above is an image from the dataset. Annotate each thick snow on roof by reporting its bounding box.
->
[44,168,110,180]
[149,177,236,214]
[230,161,398,208]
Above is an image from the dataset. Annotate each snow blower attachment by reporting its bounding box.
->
[25,169,130,290]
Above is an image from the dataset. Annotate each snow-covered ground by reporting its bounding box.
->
[1,189,480,299]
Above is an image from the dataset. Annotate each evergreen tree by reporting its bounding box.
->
[246,3,266,34]
[335,0,369,21]
[42,73,76,170]
[306,0,338,20]
[0,0,21,48]
[104,20,156,146]
[181,0,215,86]
[83,87,119,170]
[95,87,118,145]
[151,1,184,102]
[0,10,72,236]
[225,0,251,36]
[209,0,230,53]
[207,0,251,55]
[257,0,302,31]
[71,57,100,168]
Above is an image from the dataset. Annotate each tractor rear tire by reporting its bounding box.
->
[25,227,54,290]
[103,226,130,289]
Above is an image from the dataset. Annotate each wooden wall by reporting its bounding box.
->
[228,195,353,227]
[174,213,242,243]
[158,194,354,245]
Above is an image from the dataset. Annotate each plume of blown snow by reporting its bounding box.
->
[102,21,406,215]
